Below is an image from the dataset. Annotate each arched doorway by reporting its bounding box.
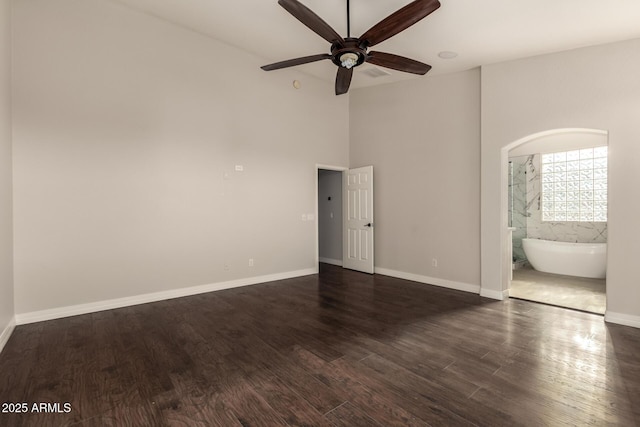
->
[502,128,608,313]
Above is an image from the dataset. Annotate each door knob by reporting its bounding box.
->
[365,223,373,227]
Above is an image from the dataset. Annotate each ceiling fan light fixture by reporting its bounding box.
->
[340,52,359,69]
[262,0,441,95]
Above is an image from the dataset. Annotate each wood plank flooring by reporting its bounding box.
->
[1,263,639,426]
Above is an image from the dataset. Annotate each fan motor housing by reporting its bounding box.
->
[331,38,367,68]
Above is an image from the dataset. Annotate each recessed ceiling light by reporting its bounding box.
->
[438,51,458,59]
[292,80,301,89]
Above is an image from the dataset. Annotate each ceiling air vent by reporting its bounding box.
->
[362,67,392,78]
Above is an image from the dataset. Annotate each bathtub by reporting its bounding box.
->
[522,238,606,279]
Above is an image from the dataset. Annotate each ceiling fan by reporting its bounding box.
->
[261,0,441,95]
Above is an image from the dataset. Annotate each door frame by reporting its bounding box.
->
[315,164,348,273]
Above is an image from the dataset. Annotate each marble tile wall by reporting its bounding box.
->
[509,153,607,263]
[509,154,607,256]
[509,157,529,261]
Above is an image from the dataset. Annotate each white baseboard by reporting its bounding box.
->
[0,316,16,354]
[374,267,480,295]
[15,268,316,325]
[605,311,640,329]
[319,257,343,267]
[480,288,509,301]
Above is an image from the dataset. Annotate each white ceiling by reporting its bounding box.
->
[110,0,640,89]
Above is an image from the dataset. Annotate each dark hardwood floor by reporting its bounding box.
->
[1,263,639,426]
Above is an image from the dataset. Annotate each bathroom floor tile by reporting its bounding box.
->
[510,268,605,314]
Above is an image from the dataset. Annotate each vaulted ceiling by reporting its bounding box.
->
[111,0,640,89]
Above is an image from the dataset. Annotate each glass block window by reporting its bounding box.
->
[541,146,607,222]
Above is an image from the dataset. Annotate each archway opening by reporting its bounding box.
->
[501,128,608,314]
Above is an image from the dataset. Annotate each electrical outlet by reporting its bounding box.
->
[432,258,438,267]
[301,214,307,221]
[249,258,254,267]
[224,263,230,271]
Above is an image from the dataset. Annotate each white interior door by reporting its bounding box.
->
[343,166,374,274]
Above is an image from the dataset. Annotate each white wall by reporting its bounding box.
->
[12,0,349,316]
[318,169,342,264]
[481,39,640,325]
[350,70,481,291]
[0,0,15,348]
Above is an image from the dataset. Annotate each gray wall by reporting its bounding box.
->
[5,0,640,331]
[481,38,640,322]
[0,0,14,347]
[350,69,481,289]
[12,0,349,315]
[318,170,342,264]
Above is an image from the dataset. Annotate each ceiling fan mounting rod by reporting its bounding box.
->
[346,0,350,38]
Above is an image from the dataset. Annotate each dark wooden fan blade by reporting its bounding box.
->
[278,0,344,44]
[366,51,431,75]
[261,53,332,71]
[359,0,440,48]
[335,67,353,95]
